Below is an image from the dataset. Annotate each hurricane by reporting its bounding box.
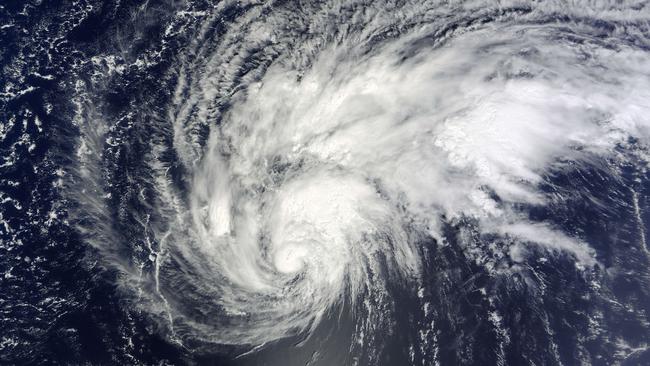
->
[2,0,650,365]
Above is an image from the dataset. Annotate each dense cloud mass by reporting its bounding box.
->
[2,0,650,365]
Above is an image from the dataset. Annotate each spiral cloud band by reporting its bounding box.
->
[62,0,650,364]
